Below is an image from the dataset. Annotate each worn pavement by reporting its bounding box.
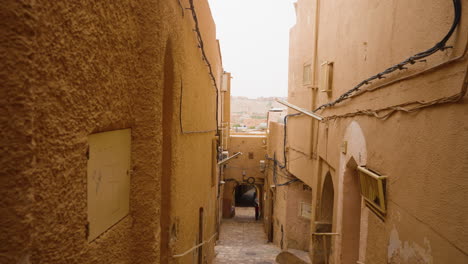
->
[214,207,281,264]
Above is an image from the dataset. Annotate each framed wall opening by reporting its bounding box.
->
[232,184,261,220]
[313,172,334,264]
[341,158,361,264]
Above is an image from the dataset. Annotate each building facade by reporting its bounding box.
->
[221,134,267,219]
[2,0,228,263]
[265,0,468,263]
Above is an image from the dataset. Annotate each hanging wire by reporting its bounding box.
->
[279,113,302,169]
[176,0,184,17]
[313,0,462,113]
[276,178,300,187]
[265,154,302,186]
[324,61,468,121]
[351,36,468,99]
[187,0,220,138]
[266,166,296,180]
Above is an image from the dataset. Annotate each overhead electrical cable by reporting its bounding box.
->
[181,0,220,141]
[279,113,301,169]
[313,0,462,113]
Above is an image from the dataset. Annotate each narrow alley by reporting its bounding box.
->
[2,0,468,264]
[214,207,280,264]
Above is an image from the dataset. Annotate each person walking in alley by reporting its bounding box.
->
[253,190,260,220]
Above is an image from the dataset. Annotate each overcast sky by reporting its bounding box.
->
[208,0,297,98]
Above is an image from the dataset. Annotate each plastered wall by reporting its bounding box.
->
[1,0,223,263]
[285,182,312,251]
[224,135,267,183]
[284,0,468,263]
[221,135,267,218]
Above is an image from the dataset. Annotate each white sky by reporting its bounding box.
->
[208,0,297,98]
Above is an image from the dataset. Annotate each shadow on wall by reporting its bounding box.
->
[235,185,257,207]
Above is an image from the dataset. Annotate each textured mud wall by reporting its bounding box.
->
[1,0,222,263]
[222,135,266,219]
[272,182,288,250]
[264,122,312,252]
[2,1,163,263]
[263,123,288,249]
[1,1,36,262]
[161,0,221,263]
[286,0,468,263]
[224,135,267,183]
[285,182,312,251]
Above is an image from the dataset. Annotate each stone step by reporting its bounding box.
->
[275,249,311,264]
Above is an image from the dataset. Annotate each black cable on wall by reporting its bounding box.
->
[313,0,462,113]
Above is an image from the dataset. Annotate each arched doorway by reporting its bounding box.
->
[313,172,334,264]
[235,184,257,207]
[335,121,368,264]
[233,184,260,220]
[341,157,361,263]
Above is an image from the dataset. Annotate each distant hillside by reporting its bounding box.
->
[230,96,286,132]
[231,96,286,116]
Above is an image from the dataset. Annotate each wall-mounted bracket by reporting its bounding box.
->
[275,99,324,121]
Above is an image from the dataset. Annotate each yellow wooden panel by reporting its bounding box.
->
[87,129,131,242]
[320,61,333,97]
[357,166,386,219]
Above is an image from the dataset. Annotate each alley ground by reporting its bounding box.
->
[214,207,280,264]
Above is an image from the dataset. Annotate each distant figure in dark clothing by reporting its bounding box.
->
[253,191,259,220]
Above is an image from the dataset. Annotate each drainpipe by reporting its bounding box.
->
[310,0,322,158]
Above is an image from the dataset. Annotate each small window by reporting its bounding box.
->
[320,61,333,97]
[299,202,312,219]
[248,152,254,159]
[211,138,217,187]
[357,166,387,219]
[303,64,312,85]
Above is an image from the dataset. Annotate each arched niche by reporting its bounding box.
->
[334,121,368,264]
[312,172,335,264]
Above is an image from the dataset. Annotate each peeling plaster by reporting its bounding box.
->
[388,226,433,264]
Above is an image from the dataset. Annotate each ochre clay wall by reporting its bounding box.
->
[263,123,285,239]
[264,122,287,249]
[167,1,222,263]
[222,135,267,218]
[1,0,222,263]
[285,0,468,263]
[224,135,267,183]
[221,72,231,151]
[285,182,312,251]
[264,122,312,252]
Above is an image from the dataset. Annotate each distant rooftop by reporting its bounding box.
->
[269,108,285,112]
[231,133,267,138]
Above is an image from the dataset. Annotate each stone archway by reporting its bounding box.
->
[341,157,361,263]
[312,172,334,264]
[232,183,262,220]
[334,121,368,264]
[234,184,257,207]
